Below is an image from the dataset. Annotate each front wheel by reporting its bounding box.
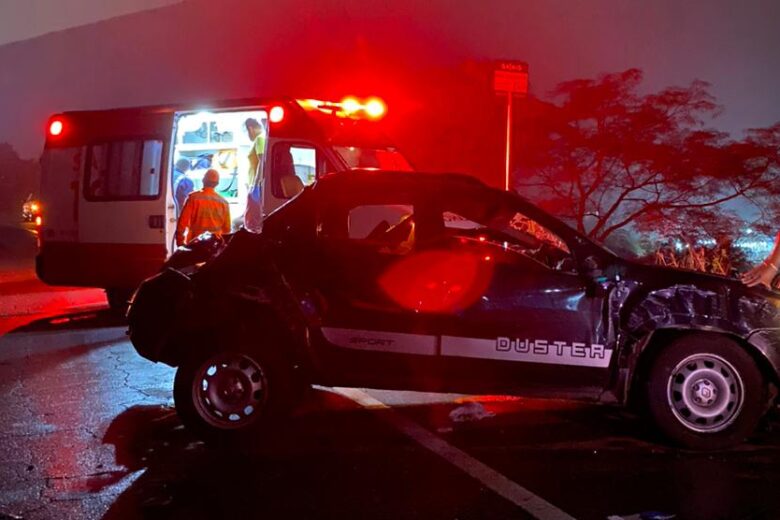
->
[173,343,294,444]
[645,335,769,450]
[106,287,134,316]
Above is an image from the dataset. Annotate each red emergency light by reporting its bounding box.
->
[341,97,361,115]
[364,98,386,120]
[297,97,387,120]
[48,119,64,137]
[269,106,285,124]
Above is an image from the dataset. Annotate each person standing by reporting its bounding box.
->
[176,169,231,247]
[741,231,780,288]
[244,117,267,231]
[172,158,194,217]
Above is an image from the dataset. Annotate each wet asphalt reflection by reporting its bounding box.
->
[1,310,780,519]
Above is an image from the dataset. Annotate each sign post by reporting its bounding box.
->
[493,61,528,191]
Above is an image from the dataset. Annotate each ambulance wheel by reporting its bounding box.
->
[106,288,133,315]
[173,339,295,445]
[645,335,768,450]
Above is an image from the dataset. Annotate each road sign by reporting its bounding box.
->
[493,61,529,191]
[493,61,528,95]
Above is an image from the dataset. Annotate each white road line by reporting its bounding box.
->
[334,387,577,520]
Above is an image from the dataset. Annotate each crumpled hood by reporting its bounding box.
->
[618,260,780,337]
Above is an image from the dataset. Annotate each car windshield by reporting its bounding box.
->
[334,146,413,171]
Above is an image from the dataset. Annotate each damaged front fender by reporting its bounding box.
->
[614,283,780,402]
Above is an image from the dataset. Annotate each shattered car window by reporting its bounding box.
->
[349,204,414,239]
[508,213,570,254]
[442,209,573,271]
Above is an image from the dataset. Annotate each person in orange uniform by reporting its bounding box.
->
[176,169,231,247]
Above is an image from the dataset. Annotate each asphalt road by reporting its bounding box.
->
[2,278,780,519]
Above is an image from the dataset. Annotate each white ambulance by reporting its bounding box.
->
[36,97,412,309]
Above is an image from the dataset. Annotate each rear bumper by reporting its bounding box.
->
[36,241,166,289]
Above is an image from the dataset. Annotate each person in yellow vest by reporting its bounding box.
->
[176,169,231,247]
[244,118,266,231]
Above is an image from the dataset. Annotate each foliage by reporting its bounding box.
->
[516,69,780,245]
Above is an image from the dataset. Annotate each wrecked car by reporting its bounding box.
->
[127,170,780,450]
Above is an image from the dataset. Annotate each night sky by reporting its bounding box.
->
[0,0,779,159]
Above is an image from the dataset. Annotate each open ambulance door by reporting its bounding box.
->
[37,110,175,297]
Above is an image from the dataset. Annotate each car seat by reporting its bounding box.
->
[280,174,304,198]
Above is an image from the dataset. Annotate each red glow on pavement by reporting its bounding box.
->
[379,250,494,313]
[456,395,524,403]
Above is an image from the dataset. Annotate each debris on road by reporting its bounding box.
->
[449,402,495,423]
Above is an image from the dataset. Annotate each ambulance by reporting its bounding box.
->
[35,97,412,309]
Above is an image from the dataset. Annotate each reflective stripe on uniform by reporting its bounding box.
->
[176,188,231,245]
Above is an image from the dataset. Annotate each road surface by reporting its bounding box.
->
[1,237,780,519]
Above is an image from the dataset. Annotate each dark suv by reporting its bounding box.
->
[128,170,780,450]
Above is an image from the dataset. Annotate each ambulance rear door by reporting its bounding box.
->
[39,109,174,290]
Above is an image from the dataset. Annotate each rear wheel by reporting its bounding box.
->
[645,335,768,450]
[173,338,295,445]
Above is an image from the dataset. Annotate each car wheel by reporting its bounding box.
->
[173,340,294,445]
[106,287,133,316]
[645,335,768,450]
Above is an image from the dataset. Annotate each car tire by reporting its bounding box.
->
[173,335,296,446]
[645,334,768,450]
[106,287,133,316]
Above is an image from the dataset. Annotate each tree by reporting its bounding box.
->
[0,142,39,223]
[516,69,780,245]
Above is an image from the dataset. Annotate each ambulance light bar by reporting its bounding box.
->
[269,106,285,123]
[296,97,387,120]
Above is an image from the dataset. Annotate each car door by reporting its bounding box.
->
[311,191,444,389]
[431,206,613,395]
[38,110,173,290]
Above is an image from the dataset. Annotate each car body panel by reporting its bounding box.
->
[128,170,780,405]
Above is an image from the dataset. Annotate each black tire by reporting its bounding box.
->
[106,287,134,316]
[173,335,297,446]
[644,334,768,450]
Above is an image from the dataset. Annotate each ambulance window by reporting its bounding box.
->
[270,143,335,199]
[85,140,163,200]
[334,146,413,171]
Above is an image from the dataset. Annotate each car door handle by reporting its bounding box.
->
[148,215,165,229]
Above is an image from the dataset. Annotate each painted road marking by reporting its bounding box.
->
[334,387,577,520]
